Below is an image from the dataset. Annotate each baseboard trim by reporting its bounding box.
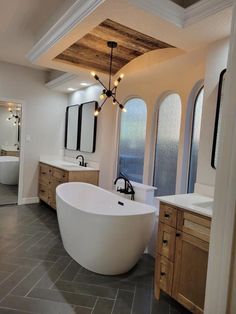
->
[19,197,40,205]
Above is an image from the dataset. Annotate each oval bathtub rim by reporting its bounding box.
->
[56,182,157,217]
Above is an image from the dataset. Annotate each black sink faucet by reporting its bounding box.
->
[114,173,135,201]
[76,154,87,167]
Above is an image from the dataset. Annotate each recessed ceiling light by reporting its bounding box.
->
[67,87,77,91]
[80,82,89,86]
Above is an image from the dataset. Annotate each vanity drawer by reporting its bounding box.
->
[155,255,174,296]
[160,203,177,228]
[52,167,68,181]
[157,222,176,262]
[177,211,211,243]
[38,183,49,203]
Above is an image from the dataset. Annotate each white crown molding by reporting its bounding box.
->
[45,73,78,89]
[129,0,233,28]
[184,0,233,27]
[128,0,184,28]
[27,0,105,63]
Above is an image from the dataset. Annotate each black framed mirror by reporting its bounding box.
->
[211,69,227,169]
[79,101,98,153]
[65,101,98,153]
[65,105,80,150]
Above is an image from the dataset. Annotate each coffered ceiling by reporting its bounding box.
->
[55,19,174,75]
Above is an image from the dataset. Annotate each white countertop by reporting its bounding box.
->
[1,145,18,151]
[157,193,213,218]
[39,159,98,172]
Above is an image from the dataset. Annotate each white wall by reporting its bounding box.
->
[66,48,206,190]
[65,40,229,194]
[196,38,229,195]
[65,84,118,190]
[0,106,18,147]
[0,61,67,201]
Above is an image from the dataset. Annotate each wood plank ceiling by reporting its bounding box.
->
[55,19,174,75]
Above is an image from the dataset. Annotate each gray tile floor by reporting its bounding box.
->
[0,183,18,205]
[0,203,191,314]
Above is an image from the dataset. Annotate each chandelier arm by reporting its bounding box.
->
[97,78,108,91]
[100,96,109,108]
[112,95,122,106]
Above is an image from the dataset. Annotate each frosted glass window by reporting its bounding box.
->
[154,94,181,196]
[117,98,147,183]
[188,88,204,193]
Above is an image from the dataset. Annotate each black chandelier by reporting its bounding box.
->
[91,41,126,116]
[7,107,21,126]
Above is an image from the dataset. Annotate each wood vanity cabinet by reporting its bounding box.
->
[38,162,99,209]
[1,149,19,157]
[155,202,211,314]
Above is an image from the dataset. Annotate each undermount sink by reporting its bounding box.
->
[192,201,213,210]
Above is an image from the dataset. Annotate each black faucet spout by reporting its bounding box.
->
[114,175,135,200]
[76,154,87,167]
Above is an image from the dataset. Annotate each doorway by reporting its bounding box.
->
[0,101,21,205]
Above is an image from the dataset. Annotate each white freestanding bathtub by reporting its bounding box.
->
[56,182,156,275]
[0,156,19,185]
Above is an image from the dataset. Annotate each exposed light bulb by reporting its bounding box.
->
[100,90,106,100]
[94,107,101,116]
[120,73,124,79]
[114,80,118,87]
[119,104,127,112]
[8,108,11,112]
[112,100,116,105]
[91,71,96,77]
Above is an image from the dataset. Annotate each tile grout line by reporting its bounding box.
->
[91,297,99,314]
[50,286,116,300]
[0,305,36,314]
[111,288,119,314]
[7,231,48,254]
[25,230,52,252]
[24,261,59,297]
[48,259,73,289]
[0,261,42,303]
[130,285,137,314]
[59,277,135,293]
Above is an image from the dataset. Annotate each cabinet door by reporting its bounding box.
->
[68,171,99,185]
[157,222,176,262]
[172,232,209,314]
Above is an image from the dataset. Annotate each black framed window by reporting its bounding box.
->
[187,87,204,193]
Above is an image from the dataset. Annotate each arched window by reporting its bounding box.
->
[117,98,147,183]
[188,87,204,193]
[153,93,182,196]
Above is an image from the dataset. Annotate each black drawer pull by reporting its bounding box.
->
[176,233,181,237]
[160,272,166,276]
[164,213,170,218]
[163,240,168,244]
[40,189,45,193]
[41,172,47,175]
